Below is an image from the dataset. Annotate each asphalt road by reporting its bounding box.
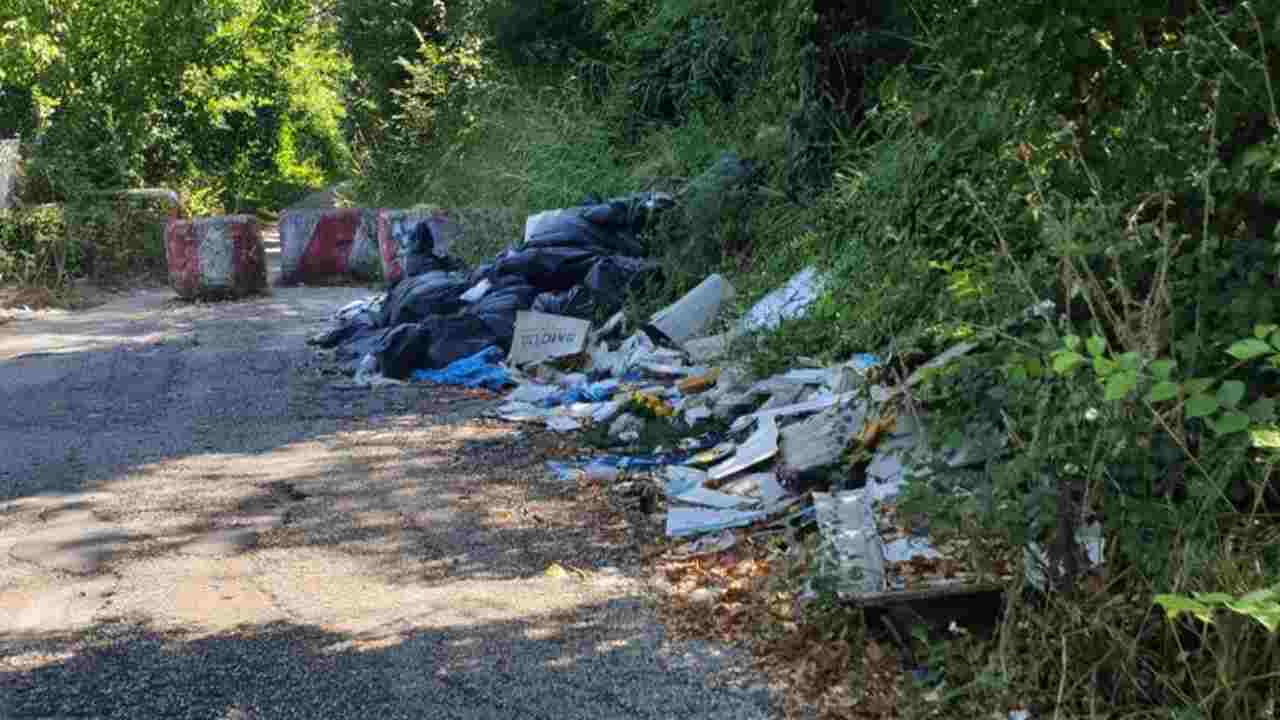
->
[0,255,772,718]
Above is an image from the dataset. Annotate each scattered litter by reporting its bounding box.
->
[687,442,736,466]
[510,382,560,404]
[684,333,730,363]
[674,486,758,509]
[730,391,861,433]
[676,369,721,394]
[545,461,584,483]
[1025,521,1106,591]
[670,530,738,558]
[544,563,588,579]
[664,466,708,496]
[546,416,583,433]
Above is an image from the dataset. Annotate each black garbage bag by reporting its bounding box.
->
[532,287,595,318]
[531,256,662,320]
[381,271,470,327]
[521,192,674,257]
[493,246,602,292]
[463,279,541,348]
[584,256,661,308]
[401,220,467,279]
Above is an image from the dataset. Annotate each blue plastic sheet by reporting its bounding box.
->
[411,346,513,390]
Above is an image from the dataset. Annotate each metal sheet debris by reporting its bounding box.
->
[708,416,779,481]
[666,507,765,538]
[674,486,758,509]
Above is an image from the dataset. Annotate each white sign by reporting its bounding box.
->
[508,311,590,366]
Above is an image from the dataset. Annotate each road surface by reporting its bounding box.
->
[0,229,772,719]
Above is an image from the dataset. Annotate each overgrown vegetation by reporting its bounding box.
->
[3,0,1278,713]
[346,0,1280,715]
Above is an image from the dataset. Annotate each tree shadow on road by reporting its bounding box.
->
[0,602,771,720]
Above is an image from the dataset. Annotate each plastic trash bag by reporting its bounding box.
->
[532,286,595,318]
[403,220,467,278]
[462,279,541,347]
[494,246,602,292]
[411,346,513,390]
[380,271,470,327]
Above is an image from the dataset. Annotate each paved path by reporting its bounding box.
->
[0,240,771,718]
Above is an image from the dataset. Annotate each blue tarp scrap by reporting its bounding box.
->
[410,346,513,391]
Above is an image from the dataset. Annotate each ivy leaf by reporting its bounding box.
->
[1118,352,1143,371]
[1150,359,1175,381]
[1248,397,1276,423]
[1211,410,1250,436]
[1092,355,1117,376]
[1184,378,1216,395]
[1185,393,1220,419]
[1216,380,1246,409]
[1052,351,1085,374]
[1254,324,1279,340]
[1086,336,1107,357]
[1104,372,1138,401]
[1154,594,1215,625]
[1146,381,1179,403]
[1227,586,1280,632]
[1063,335,1082,352]
[1249,426,1280,448]
[1227,338,1273,361]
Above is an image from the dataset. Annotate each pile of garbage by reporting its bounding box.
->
[310,191,672,380]
[309,184,1084,605]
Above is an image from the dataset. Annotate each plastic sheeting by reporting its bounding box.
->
[411,346,513,390]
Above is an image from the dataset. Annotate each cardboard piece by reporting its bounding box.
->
[507,311,591,367]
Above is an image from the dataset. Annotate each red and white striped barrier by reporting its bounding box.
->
[165,215,268,299]
[277,208,379,285]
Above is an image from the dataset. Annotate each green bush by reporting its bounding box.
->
[65,191,184,288]
[0,204,73,289]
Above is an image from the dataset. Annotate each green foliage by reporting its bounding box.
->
[0,204,73,288]
[4,0,349,215]
[65,192,183,288]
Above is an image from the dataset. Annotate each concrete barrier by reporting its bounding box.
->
[165,215,268,299]
[277,208,379,285]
